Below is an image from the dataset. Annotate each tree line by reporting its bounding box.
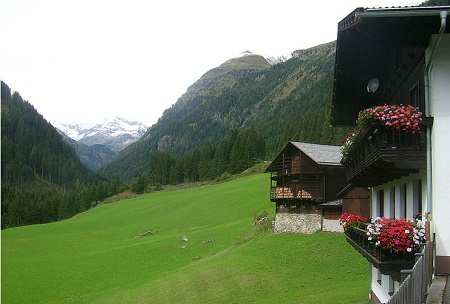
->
[130,126,266,193]
[1,178,125,228]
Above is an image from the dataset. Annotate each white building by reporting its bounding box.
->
[332,6,450,303]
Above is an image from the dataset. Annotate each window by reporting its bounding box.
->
[399,184,406,219]
[378,189,384,217]
[389,186,395,218]
[411,179,423,216]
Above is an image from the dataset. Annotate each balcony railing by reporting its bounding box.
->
[269,175,324,202]
[344,226,419,279]
[270,185,323,201]
[387,242,432,304]
[341,121,429,187]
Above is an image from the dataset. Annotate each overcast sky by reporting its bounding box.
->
[0,0,417,127]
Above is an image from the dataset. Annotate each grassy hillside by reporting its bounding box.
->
[1,173,369,303]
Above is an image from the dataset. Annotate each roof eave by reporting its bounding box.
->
[332,6,450,126]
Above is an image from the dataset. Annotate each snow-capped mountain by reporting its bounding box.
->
[56,116,148,152]
[56,123,87,141]
[233,50,292,65]
[265,53,292,65]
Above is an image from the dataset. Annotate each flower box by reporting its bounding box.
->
[340,105,430,187]
[341,214,426,278]
[344,227,417,278]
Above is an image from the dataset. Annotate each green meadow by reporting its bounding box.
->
[1,173,370,303]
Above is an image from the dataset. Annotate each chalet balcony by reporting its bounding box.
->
[269,172,325,202]
[341,121,430,187]
[344,226,418,279]
[269,182,324,202]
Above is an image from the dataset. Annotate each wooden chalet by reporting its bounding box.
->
[332,6,450,303]
[265,142,347,233]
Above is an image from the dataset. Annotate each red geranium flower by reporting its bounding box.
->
[339,212,368,230]
[367,217,426,253]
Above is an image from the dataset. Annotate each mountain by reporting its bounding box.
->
[56,116,148,152]
[55,117,148,169]
[1,81,100,188]
[1,81,106,228]
[57,131,117,170]
[98,41,351,181]
[265,53,292,65]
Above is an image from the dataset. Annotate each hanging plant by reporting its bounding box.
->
[341,104,423,157]
[339,212,369,230]
[366,216,426,253]
[356,104,423,133]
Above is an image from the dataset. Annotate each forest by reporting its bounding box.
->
[130,126,265,193]
[1,81,126,228]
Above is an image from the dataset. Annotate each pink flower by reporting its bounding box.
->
[343,104,423,157]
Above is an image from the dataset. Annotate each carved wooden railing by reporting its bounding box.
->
[341,121,429,187]
[269,182,323,202]
[344,226,419,279]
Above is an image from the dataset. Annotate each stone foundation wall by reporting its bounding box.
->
[274,213,322,234]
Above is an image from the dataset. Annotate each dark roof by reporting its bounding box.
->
[318,199,343,207]
[338,6,450,32]
[332,6,450,126]
[290,142,342,165]
[264,141,343,172]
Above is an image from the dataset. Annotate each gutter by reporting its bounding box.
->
[355,8,449,19]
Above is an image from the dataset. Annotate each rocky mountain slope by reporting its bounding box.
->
[98,42,347,181]
[57,131,117,170]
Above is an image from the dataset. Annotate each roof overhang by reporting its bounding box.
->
[318,199,343,208]
[332,6,450,126]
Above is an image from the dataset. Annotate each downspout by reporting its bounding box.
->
[424,10,447,216]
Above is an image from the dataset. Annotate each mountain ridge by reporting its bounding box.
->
[55,116,148,170]
[56,116,148,152]
[98,41,348,181]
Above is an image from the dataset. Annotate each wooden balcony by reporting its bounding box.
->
[269,175,324,202]
[344,227,417,279]
[270,184,323,202]
[341,121,430,187]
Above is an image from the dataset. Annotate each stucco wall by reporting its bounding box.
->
[430,34,450,268]
[274,213,322,234]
